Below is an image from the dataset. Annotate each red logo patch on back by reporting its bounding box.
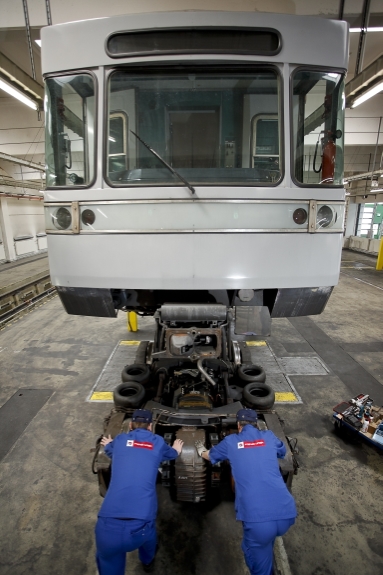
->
[237,440,265,449]
[126,440,154,450]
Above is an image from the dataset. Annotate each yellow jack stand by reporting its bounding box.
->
[377,238,383,271]
[127,311,138,332]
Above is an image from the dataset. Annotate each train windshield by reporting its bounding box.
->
[292,70,345,186]
[107,68,281,186]
[45,74,96,187]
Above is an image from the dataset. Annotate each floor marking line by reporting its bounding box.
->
[86,341,121,402]
[275,392,298,402]
[90,391,114,401]
[120,340,140,346]
[246,341,267,346]
[340,272,383,291]
[284,376,303,404]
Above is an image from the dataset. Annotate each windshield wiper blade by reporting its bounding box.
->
[130,131,195,195]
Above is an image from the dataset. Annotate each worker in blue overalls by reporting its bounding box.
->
[95,409,183,575]
[195,408,297,575]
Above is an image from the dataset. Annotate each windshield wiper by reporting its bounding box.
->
[130,131,195,195]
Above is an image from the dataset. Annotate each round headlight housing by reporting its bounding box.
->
[293,208,308,225]
[81,209,96,226]
[316,205,334,228]
[52,207,72,230]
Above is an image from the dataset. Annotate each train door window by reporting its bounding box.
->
[108,112,128,175]
[45,74,95,187]
[251,114,279,182]
[292,69,345,186]
[106,67,281,186]
[168,109,220,168]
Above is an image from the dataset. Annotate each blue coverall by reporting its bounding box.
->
[95,428,178,575]
[209,424,297,575]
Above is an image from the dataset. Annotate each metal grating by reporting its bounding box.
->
[277,357,329,375]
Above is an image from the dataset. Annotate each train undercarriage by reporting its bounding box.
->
[93,304,298,502]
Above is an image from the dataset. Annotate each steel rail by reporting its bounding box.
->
[0,286,56,328]
[0,273,52,317]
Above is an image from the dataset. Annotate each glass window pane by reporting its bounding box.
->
[109,114,126,155]
[292,70,345,186]
[107,68,281,186]
[252,115,280,182]
[45,74,95,187]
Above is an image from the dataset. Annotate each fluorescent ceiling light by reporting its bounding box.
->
[0,78,38,110]
[351,81,383,108]
[35,39,41,47]
[350,27,383,32]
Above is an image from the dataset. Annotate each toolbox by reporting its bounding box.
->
[332,394,383,451]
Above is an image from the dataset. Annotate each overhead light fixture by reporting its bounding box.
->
[351,81,383,108]
[350,27,383,32]
[0,78,38,110]
[35,39,41,47]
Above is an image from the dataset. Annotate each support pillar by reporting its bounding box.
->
[0,197,16,261]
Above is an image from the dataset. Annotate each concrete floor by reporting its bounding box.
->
[0,249,382,575]
[0,253,49,291]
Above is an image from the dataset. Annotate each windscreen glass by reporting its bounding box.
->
[107,68,281,186]
[292,70,345,186]
[45,74,95,187]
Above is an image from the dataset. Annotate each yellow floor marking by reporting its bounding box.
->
[90,391,113,401]
[246,341,267,346]
[275,392,298,402]
[120,340,140,346]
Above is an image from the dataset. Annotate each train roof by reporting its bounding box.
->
[41,11,349,75]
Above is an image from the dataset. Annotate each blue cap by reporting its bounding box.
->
[132,409,152,423]
[236,408,258,422]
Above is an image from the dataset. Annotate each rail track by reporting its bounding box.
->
[0,272,56,328]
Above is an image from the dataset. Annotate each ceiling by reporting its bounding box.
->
[0,0,382,193]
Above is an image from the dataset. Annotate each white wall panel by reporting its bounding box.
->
[15,238,36,256]
[7,198,45,239]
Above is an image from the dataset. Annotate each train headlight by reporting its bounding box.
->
[52,207,72,230]
[81,209,96,226]
[316,205,334,228]
[293,208,307,225]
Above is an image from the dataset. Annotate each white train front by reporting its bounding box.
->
[41,11,348,324]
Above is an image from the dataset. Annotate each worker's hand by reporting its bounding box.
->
[172,439,184,455]
[195,440,207,457]
[101,434,113,447]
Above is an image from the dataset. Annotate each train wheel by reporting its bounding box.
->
[243,382,275,410]
[237,364,266,385]
[113,381,145,408]
[121,363,150,384]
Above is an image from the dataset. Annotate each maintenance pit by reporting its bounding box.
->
[0,250,383,575]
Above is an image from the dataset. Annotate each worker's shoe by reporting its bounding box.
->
[142,544,159,573]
